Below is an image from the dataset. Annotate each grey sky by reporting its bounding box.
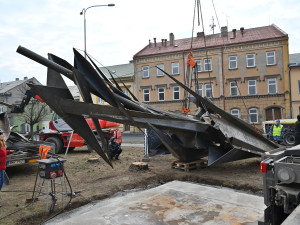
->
[0,0,299,85]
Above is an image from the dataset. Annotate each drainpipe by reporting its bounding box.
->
[289,65,293,118]
[182,51,186,86]
[221,47,225,110]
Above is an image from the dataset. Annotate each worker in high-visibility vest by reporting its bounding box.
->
[269,119,285,143]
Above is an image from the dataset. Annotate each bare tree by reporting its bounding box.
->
[19,99,49,138]
[14,81,50,138]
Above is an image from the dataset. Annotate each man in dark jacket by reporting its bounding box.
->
[109,137,122,160]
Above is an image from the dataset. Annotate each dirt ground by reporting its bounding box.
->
[0,146,263,225]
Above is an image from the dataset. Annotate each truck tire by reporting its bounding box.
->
[63,147,75,152]
[283,132,296,146]
[45,137,63,154]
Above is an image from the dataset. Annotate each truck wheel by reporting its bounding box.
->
[45,137,63,154]
[283,132,296,146]
[63,147,75,152]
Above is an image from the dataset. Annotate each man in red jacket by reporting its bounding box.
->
[0,129,13,207]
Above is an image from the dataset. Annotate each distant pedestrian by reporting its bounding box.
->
[269,119,285,144]
[0,129,13,207]
[295,115,300,146]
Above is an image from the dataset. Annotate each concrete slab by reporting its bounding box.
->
[46,181,265,225]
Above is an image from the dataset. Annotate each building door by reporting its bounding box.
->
[265,107,282,121]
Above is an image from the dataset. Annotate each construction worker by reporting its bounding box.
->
[269,119,285,144]
[108,137,122,160]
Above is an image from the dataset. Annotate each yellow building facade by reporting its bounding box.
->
[289,55,300,118]
[133,25,290,126]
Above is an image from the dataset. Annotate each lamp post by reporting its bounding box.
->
[80,4,115,58]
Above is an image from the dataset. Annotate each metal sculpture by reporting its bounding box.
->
[16,46,278,167]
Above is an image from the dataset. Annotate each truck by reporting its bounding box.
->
[4,89,122,154]
[262,119,297,146]
[259,145,300,224]
[0,112,54,167]
[39,112,122,154]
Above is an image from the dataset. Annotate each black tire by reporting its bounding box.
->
[63,147,75,152]
[283,132,296,146]
[45,137,63,154]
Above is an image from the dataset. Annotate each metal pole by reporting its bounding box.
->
[64,130,74,158]
[80,4,115,59]
[142,129,149,162]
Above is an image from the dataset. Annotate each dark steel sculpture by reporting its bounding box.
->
[16,46,278,167]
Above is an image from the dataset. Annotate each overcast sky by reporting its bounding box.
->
[0,0,299,85]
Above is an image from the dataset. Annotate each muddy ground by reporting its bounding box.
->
[0,146,263,224]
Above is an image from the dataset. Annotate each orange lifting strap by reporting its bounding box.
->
[181,108,191,114]
[39,145,51,159]
[187,50,196,68]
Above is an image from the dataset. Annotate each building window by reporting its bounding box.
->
[157,64,164,76]
[21,123,30,134]
[268,78,277,94]
[266,51,276,65]
[172,62,179,74]
[229,56,237,69]
[0,105,3,113]
[298,81,300,93]
[143,89,150,102]
[230,81,238,96]
[195,60,202,72]
[196,84,203,96]
[249,108,258,123]
[247,54,255,67]
[173,86,180,100]
[98,97,103,104]
[142,66,149,78]
[205,83,213,98]
[248,80,257,95]
[204,59,212,71]
[231,108,240,118]
[158,87,165,101]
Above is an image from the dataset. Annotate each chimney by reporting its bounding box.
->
[240,27,244,37]
[197,32,204,37]
[149,39,151,47]
[161,39,164,46]
[24,77,28,80]
[221,26,228,36]
[169,33,174,45]
[154,38,156,47]
[232,29,236,38]
[164,39,167,47]
[15,78,19,81]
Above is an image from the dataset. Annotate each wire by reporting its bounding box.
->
[0,155,73,224]
[190,0,197,49]
[234,80,252,124]
[39,157,73,225]
[198,0,213,98]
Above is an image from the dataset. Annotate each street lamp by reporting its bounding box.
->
[80,4,115,58]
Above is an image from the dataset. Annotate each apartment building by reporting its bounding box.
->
[133,24,290,125]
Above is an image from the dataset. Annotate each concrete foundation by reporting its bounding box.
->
[46,181,265,224]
